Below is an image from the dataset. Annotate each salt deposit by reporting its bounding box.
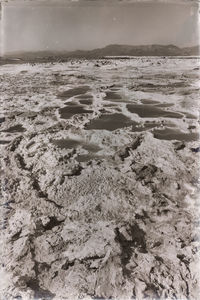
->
[0,57,200,300]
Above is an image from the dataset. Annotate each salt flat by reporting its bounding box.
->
[0,57,200,300]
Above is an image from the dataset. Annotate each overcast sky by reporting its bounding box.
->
[1,0,200,54]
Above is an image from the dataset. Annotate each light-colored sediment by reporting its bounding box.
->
[0,58,200,300]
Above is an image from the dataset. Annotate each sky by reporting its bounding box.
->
[1,0,200,54]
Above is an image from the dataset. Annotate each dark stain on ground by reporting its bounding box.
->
[43,217,64,231]
[32,179,48,198]
[143,283,159,299]
[15,153,30,171]
[191,146,200,153]
[9,136,23,152]
[135,164,158,182]
[61,260,75,270]
[115,224,147,276]
[27,279,55,300]
[0,117,5,123]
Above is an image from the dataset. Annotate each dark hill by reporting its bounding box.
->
[1,44,199,63]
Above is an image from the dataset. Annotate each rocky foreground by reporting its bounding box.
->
[0,58,200,299]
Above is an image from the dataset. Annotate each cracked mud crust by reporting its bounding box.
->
[0,58,200,300]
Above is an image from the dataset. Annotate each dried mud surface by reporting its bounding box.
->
[0,58,200,300]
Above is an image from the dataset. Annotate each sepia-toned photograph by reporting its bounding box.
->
[0,0,199,299]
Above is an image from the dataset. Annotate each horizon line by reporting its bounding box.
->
[3,43,200,56]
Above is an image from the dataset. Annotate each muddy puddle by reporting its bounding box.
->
[64,101,78,106]
[85,113,136,131]
[103,104,118,108]
[135,122,160,131]
[127,104,182,119]
[155,103,174,108]
[85,112,179,132]
[140,99,174,108]
[79,99,93,105]
[58,86,90,100]
[153,128,199,142]
[140,99,160,105]
[76,145,103,163]
[76,94,93,100]
[103,91,131,103]
[52,139,80,149]
[1,124,26,133]
[184,112,198,120]
[52,138,102,162]
[59,105,93,119]
[104,92,122,100]
[132,81,185,92]
[0,140,10,145]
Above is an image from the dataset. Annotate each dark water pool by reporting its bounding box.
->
[85,113,178,132]
[184,112,198,120]
[85,113,136,131]
[76,94,93,100]
[79,99,93,105]
[75,154,95,162]
[2,124,26,133]
[153,128,199,142]
[58,86,90,100]
[52,138,101,162]
[53,138,101,151]
[104,91,132,103]
[155,103,174,108]
[64,101,78,106]
[127,104,182,119]
[59,105,93,119]
[104,91,122,100]
[52,139,80,149]
[0,140,10,145]
[140,99,160,105]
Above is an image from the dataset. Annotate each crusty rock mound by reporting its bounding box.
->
[1,129,200,300]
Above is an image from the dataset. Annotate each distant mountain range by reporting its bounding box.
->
[1,44,199,63]
[67,44,200,58]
